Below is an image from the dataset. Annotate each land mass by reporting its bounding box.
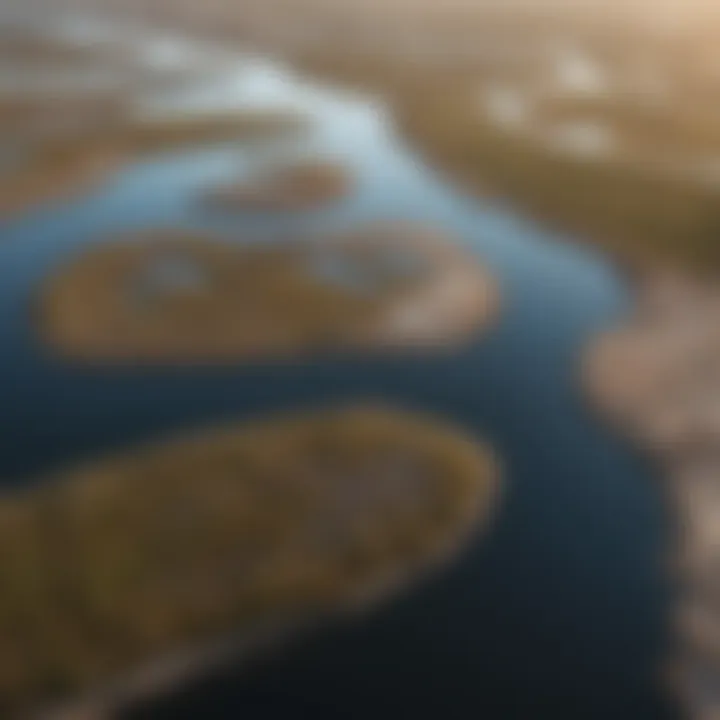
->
[0,404,500,718]
[38,224,499,363]
[583,272,720,718]
[283,49,720,277]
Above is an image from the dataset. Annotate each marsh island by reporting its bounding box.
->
[0,405,500,717]
[38,224,499,363]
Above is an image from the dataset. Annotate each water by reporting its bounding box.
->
[0,26,675,720]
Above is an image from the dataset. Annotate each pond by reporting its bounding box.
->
[0,18,675,720]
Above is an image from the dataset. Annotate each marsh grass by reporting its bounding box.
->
[0,405,499,715]
[289,49,720,274]
[38,225,493,362]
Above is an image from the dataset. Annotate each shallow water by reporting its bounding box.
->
[0,22,675,720]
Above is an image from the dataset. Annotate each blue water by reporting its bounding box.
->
[0,48,674,719]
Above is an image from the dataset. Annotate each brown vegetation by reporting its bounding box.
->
[0,405,500,716]
[37,225,498,363]
[0,144,124,219]
[394,90,720,274]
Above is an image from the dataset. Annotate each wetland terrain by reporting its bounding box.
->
[0,8,683,720]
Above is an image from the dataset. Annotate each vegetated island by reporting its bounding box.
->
[583,272,720,718]
[203,159,353,212]
[0,108,307,220]
[0,405,501,718]
[37,223,499,363]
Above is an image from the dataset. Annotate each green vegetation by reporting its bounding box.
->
[38,226,496,362]
[0,405,499,715]
[204,160,352,211]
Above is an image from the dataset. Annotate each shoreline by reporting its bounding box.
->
[582,273,720,717]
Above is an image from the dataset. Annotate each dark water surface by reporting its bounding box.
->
[0,28,675,720]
